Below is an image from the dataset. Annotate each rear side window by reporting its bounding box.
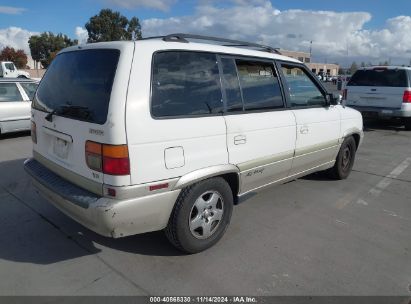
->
[0,83,22,102]
[348,69,408,87]
[34,49,120,124]
[236,60,284,111]
[20,82,38,100]
[151,52,223,118]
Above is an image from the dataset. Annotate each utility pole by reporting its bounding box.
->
[309,41,313,59]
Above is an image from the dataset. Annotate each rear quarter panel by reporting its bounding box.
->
[125,45,228,185]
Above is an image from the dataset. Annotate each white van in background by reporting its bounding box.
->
[344,66,411,130]
[24,34,363,253]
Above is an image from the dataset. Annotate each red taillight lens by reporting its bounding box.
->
[342,89,347,101]
[103,157,130,175]
[403,90,411,103]
[85,141,130,175]
[31,121,37,144]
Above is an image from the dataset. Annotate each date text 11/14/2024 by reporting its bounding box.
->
[149,296,258,303]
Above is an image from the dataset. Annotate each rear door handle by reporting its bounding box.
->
[300,126,309,134]
[234,135,247,145]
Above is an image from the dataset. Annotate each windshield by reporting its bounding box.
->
[348,69,408,87]
[33,49,120,124]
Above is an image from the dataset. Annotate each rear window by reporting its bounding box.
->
[20,82,38,100]
[348,69,408,87]
[151,51,223,118]
[33,49,120,124]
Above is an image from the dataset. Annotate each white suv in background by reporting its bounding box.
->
[344,66,411,130]
[24,34,363,253]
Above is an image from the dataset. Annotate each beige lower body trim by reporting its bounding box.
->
[237,150,294,172]
[239,161,335,196]
[237,140,341,195]
[294,139,340,157]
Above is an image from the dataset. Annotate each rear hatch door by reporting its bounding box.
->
[346,68,409,109]
[31,43,134,194]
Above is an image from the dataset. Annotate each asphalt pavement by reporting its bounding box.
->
[0,122,410,296]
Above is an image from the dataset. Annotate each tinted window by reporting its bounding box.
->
[20,82,38,100]
[348,69,408,87]
[34,49,120,124]
[0,83,22,102]
[151,52,223,117]
[236,60,284,111]
[220,58,243,112]
[281,65,326,107]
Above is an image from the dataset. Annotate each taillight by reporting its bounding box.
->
[342,89,347,101]
[31,121,37,144]
[85,141,130,175]
[403,90,411,103]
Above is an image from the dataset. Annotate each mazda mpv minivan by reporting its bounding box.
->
[25,34,363,253]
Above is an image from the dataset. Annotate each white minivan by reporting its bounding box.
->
[344,66,411,130]
[24,34,363,253]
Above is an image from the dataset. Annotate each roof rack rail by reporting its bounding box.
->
[141,33,280,54]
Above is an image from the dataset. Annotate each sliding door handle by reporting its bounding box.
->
[234,135,247,145]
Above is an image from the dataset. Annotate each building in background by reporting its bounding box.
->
[278,49,339,76]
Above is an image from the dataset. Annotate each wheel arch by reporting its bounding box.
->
[173,165,241,202]
[342,128,363,151]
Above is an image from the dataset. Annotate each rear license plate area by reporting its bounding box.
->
[53,137,69,159]
[361,111,379,118]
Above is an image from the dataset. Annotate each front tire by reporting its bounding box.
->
[327,136,357,180]
[165,177,233,254]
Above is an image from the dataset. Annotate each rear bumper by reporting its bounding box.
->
[346,104,411,118]
[24,158,181,238]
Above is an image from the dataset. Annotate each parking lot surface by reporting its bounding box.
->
[0,122,410,296]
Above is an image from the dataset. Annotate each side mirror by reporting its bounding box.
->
[333,93,343,104]
[326,93,341,106]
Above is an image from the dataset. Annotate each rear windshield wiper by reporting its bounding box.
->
[45,105,92,122]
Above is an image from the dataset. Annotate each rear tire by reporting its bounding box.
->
[165,177,233,254]
[404,118,411,131]
[327,136,357,180]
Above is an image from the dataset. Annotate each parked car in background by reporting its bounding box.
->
[0,79,38,135]
[24,34,363,253]
[344,66,411,130]
[0,61,30,78]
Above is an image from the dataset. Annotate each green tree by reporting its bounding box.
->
[360,62,366,68]
[0,47,28,68]
[28,32,78,68]
[85,9,142,43]
[350,61,358,74]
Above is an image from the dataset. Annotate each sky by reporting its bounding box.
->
[1,0,411,66]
